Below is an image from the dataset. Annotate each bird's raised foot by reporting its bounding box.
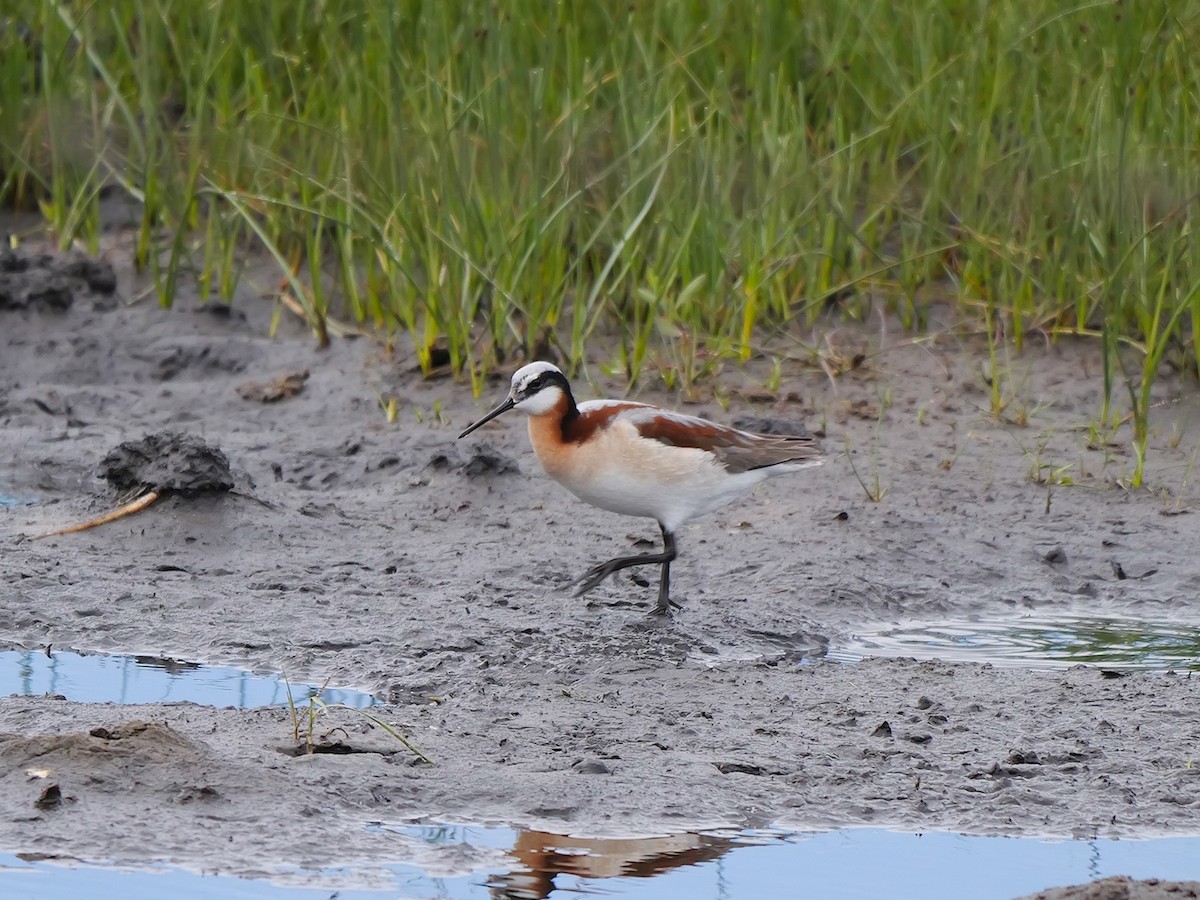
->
[573,551,669,597]
[573,559,625,597]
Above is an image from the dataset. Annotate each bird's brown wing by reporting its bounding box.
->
[628,409,823,473]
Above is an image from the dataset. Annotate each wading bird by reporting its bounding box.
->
[459,362,824,615]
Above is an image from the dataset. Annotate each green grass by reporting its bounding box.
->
[285,677,430,763]
[2,1,1198,482]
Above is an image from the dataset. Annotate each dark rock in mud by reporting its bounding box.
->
[33,783,63,810]
[194,302,246,322]
[573,758,612,775]
[99,431,234,495]
[731,415,813,437]
[428,444,519,477]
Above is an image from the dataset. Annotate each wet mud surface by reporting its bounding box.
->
[2,234,1200,895]
[1019,877,1200,900]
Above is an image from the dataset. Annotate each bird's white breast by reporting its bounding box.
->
[533,406,780,532]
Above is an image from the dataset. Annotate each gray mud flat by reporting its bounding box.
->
[2,235,1199,894]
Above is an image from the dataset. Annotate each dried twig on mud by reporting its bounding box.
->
[34,490,161,539]
[31,431,234,540]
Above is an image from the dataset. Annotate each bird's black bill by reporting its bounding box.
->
[458,396,515,439]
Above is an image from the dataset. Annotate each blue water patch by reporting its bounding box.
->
[0,493,36,508]
[2,827,1199,899]
[0,648,376,709]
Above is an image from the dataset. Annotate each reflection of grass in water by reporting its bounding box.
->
[1001,619,1200,668]
[877,617,1200,671]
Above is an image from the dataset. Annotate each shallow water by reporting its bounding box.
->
[2,826,1199,899]
[830,614,1200,671]
[0,648,376,708]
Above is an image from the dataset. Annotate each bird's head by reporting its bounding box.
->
[458,361,571,437]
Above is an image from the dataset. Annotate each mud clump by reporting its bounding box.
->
[99,431,234,495]
[0,721,204,769]
[0,248,117,311]
[59,255,118,294]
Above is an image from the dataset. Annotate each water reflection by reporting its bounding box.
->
[0,648,376,708]
[832,614,1200,671]
[488,831,743,899]
[386,825,1200,900]
[4,827,1200,899]
[131,655,203,676]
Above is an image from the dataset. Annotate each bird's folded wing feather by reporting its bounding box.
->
[625,409,822,473]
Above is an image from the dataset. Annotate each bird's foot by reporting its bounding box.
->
[573,560,623,597]
[574,555,670,598]
[648,595,683,617]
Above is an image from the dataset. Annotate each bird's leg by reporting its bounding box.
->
[652,526,681,616]
[575,522,680,614]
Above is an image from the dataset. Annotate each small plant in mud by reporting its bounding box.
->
[409,399,451,427]
[285,679,431,764]
[1022,444,1075,488]
[843,436,889,503]
[973,332,1050,429]
[1161,441,1200,514]
[1102,270,1200,489]
[842,385,892,503]
[378,394,400,423]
